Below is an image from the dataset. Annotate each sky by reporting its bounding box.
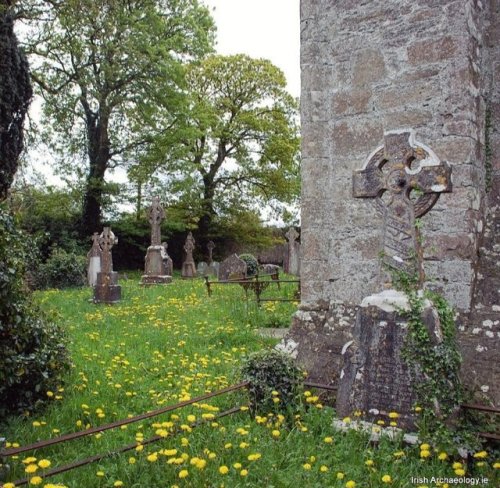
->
[203,0,300,98]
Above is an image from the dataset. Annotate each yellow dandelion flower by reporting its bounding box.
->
[25,464,38,474]
[247,453,261,461]
[219,465,229,475]
[345,481,356,488]
[302,463,312,470]
[438,452,448,461]
[29,477,43,486]
[473,451,488,459]
[272,430,280,438]
[388,412,399,419]
[420,443,430,451]
[37,459,51,469]
[324,436,333,443]
[320,465,329,472]
[233,462,242,469]
[3,483,16,488]
[240,469,248,476]
[96,471,105,477]
[455,468,466,476]
[452,462,463,470]
[365,459,374,466]
[113,482,123,487]
[128,457,136,464]
[493,462,500,469]
[23,457,37,464]
[147,453,158,462]
[381,474,392,483]
[187,415,196,423]
[336,472,345,480]
[342,417,351,424]
[420,450,431,459]
[178,470,189,479]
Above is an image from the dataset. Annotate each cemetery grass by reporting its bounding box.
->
[1,276,498,488]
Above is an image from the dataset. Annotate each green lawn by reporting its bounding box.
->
[1,276,498,488]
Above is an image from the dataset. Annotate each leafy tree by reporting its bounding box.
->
[21,0,214,235]
[0,0,32,200]
[137,54,300,246]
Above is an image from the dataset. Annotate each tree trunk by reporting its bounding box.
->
[197,175,216,253]
[80,106,110,236]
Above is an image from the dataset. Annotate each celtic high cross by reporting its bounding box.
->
[98,227,118,274]
[352,131,451,288]
[148,196,165,246]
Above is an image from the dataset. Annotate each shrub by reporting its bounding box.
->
[0,208,70,418]
[33,248,87,289]
[239,253,258,277]
[240,349,303,416]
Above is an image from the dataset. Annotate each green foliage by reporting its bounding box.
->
[32,248,86,290]
[241,349,303,416]
[0,207,70,418]
[22,0,215,233]
[391,268,472,451]
[138,54,300,242]
[0,6,32,200]
[239,253,259,277]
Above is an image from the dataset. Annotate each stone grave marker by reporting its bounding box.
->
[205,241,218,277]
[219,254,247,281]
[162,242,173,277]
[197,261,208,276]
[87,232,102,286]
[141,197,172,285]
[93,227,121,304]
[181,231,196,278]
[284,227,300,276]
[336,131,452,428]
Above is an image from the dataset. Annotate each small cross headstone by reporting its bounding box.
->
[141,198,172,285]
[207,240,215,265]
[181,231,196,278]
[87,232,102,286]
[352,130,451,287]
[93,227,121,303]
[284,227,300,276]
[336,130,453,428]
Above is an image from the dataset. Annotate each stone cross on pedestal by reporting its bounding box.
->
[336,131,453,428]
[285,227,300,276]
[181,231,196,278]
[352,130,451,287]
[148,196,164,246]
[207,240,215,265]
[141,198,172,285]
[93,227,121,304]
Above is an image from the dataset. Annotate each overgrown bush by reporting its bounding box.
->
[239,253,258,277]
[33,248,86,289]
[0,208,70,418]
[241,349,303,416]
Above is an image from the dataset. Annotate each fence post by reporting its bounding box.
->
[204,275,212,297]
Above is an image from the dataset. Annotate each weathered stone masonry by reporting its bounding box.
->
[282,0,499,404]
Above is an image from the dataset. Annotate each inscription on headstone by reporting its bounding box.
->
[141,197,172,285]
[93,227,121,303]
[181,231,196,278]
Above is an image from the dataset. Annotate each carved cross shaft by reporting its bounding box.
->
[148,196,165,246]
[352,131,451,288]
[184,232,195,264]
[207,240,215,264]
[99,227,118,274]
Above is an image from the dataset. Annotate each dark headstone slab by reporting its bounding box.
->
[219,254,247,281]
[336,290,442,429]
[93,271,121,304]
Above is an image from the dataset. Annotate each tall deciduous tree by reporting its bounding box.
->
[22,0,214,235]
[0,0,32,201]
[139,54,300,245]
